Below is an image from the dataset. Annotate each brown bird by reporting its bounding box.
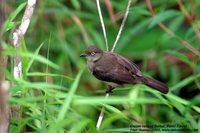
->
[80,46,169,94]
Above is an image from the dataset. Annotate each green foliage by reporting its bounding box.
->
[3,2,26,32]
[149,10,181,28]
[3,0,200,132]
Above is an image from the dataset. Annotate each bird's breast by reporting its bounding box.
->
[87,61,94,73]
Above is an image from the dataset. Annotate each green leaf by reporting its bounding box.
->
[27,72,73,80]
[71,0,80,10]
[170,73,200,91]
[195,64,200,73]
[167,93,200,113]
[3,2,27,32]
[14,79,68,91]
[57,70,83,121]
[74,96,162,105]
[168,15,184,32]
[165,50,192,65]
[69,119,90,133]
[21,39,28,79]
[130,6,150,16]
[3,45,60,70]
[158,57,167,78]
[104,104,127,119]
[48,119,72,133]
[149,10,180,28]
[26,42,44,72]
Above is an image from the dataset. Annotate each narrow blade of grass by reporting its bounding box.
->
[74,96,163,105]
[170,73,200,91]
[57,70,83,121]
[3,46,60,70]
[27,72,73,80]
[26,42,44,72]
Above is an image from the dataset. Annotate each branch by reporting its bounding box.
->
[176,0,200,40]
[146,0,200,56]
[96,93,109,130]
[95,0,110,130]
[111,0,132,52]
[105,0,116,26]
[96,0,109,51]
[0,81,10,133]
[13,0,37,78]
[72,15,90,46]
[0,0,10,132]
[95,0,132,130]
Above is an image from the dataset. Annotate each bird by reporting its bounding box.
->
[80,46,169,94]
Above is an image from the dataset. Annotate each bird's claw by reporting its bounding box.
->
[105,90,113,93]
[105,86,114,93]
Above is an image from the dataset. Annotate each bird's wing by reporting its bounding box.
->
[91,52,143,84]
[114,53,143,77]
[93,65,139,84]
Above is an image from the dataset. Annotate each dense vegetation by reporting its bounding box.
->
[2,0,200,132]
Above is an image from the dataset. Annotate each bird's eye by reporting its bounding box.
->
[91,52,95,56]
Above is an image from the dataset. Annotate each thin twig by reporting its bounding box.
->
[105,0,116,26]
[72,15,90,46]
[190,0,195,20]
[13,0,37,78]
[95,0,132,130]
[176,0,200,40]
[95,0,109,130]
[146,0,200,56]
[96,93,109,130]
[111,0,132,52]
[177,0,192,21]
[96,0,109,51]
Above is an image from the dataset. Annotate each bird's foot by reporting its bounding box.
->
[105,86,114,94]
[105,90,113,93]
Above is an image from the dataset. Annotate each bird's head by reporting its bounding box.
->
[80,46,103,62]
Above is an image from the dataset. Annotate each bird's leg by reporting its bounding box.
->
[105,85,114,93]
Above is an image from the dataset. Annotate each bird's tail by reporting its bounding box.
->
[142,76,169,94]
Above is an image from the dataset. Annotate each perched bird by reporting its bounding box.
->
[80,46,169,94]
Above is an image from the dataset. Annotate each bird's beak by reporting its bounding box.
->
[80,53,88,57]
